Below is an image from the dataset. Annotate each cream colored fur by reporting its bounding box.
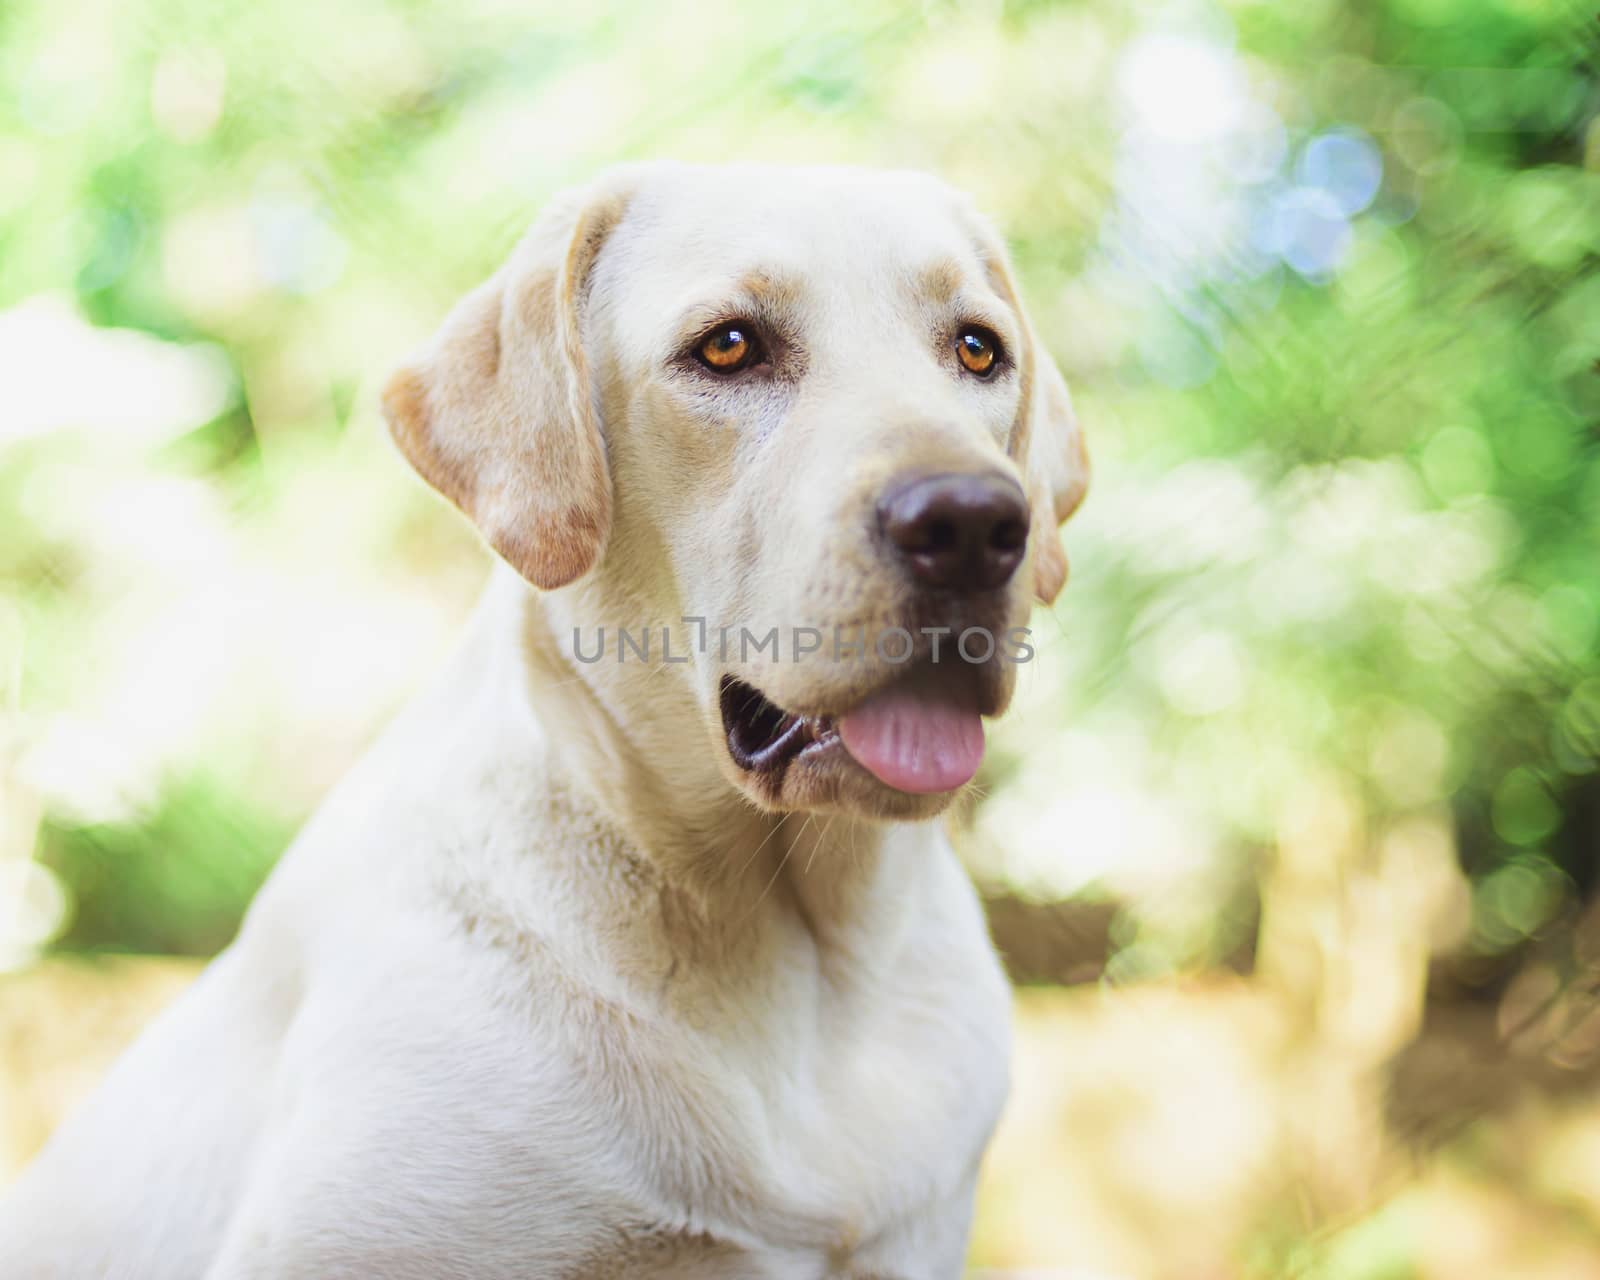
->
[0,163,1087,1278]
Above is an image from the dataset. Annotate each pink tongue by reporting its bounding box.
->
[838,677,985,794]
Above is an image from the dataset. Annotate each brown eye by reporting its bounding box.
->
[697,323,757,373]
[956,326,1000,377]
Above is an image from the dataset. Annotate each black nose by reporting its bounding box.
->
[878,472,1029,592]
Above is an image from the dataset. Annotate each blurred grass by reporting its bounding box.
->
[1,0,1598,1273]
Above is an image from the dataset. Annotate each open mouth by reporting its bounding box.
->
[720,677,839,775]
[719,663,987,795]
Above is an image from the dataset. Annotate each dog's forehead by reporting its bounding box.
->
[599,164,991,308]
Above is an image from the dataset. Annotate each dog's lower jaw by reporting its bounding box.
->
[514,569,935,910]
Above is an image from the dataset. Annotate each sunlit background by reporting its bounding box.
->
[2,0,1598,1274]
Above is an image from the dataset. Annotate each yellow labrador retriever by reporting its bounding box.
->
[1,162,1087,1278]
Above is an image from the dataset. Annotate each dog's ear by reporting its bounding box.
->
[381,180,631,590]
[959,205,1090,605]
[1021,348,1090,605]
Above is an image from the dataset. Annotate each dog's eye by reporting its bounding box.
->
[955,326,1001,377]
[697,323,759,374]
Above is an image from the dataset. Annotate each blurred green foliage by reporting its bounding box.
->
[0,0,1597,972]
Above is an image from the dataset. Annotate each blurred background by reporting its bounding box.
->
[1,0,1597,1274]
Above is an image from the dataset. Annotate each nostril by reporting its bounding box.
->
[926,520,958,552]
[990,519,1027,553]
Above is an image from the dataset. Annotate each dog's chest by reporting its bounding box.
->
[413,781,1012,1273]
[588,926,1012,1273]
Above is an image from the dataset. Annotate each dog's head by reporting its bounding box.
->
[384,163,1088,821]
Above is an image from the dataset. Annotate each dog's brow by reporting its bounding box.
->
[917,257,967,306]
[913,257,1017,339]
[665,268,808,353]
[735,268,806,308]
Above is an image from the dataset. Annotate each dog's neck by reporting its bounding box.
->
[473,565,933,951]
